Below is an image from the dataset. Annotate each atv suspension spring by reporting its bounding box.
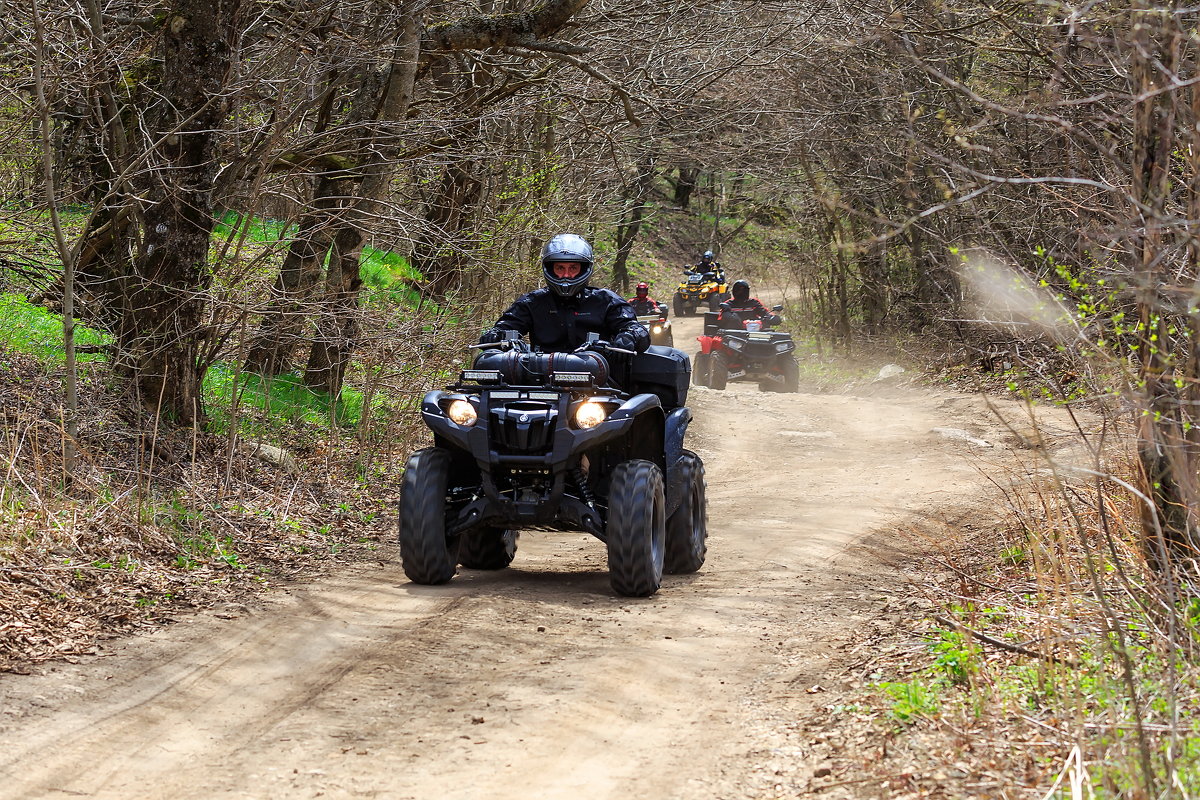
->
[573,467,596,508]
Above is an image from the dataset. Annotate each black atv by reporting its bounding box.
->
[398,332,707,597]
[695,307,799,392]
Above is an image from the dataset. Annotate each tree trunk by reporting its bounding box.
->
[119,0,242,426]
[1130,8,1197,565]
[412,160,484,300]
[612,153,657,293]
[673,166,698,209]
[243,176,342,375]
[861,239,887,336]
[303,13,422,395]
[304,222,365,394]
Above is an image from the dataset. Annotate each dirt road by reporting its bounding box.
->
[0,315,1074,799]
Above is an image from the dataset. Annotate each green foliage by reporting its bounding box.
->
[1000,545,1027,565]
[203,363,390,436]
[0,293,109,364]
[359,245,424,307]
[214,211,427,309]
[929,628,979,684]
[880,679,941,723]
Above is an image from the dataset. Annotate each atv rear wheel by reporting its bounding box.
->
[606,460,666,597]
[781,356,800,393]
[459,528,518,570]
[665,450,707,574]
[709,353,729,390]
[692,352,710,387]
[398,447,459,584]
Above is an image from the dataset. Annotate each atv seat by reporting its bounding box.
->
[702,311,721,335]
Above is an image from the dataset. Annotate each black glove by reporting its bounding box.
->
[613,331,639,351]
[479,328,504,344]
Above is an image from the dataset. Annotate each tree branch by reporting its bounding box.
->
[423,0,589,53]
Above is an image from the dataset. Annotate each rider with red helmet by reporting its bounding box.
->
[628,282,662,316]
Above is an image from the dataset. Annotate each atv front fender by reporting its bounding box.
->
[421,390,474,451]
[554,393,663,459]
[664,406,693,515]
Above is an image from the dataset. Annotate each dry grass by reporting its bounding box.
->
[804,430,1200,798]
[0,330,464,673]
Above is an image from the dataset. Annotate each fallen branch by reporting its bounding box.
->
[932,615,1079,668]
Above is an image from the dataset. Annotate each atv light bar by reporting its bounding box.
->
[461,369,502,384]
[552,371,593,386]
[528,391,561,401]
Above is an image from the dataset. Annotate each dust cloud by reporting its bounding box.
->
[957,251,1074,339]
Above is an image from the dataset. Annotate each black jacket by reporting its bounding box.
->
[482,287,650,353]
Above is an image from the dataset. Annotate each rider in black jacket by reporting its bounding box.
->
[721,280,781,328]
[480,234,650,353]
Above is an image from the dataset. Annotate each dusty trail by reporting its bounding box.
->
[0,314,1074,799]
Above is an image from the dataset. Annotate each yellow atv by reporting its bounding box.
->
[673,268,728,316]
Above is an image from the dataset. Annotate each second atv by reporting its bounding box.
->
[638,304,674,348]
[694,306,799,392]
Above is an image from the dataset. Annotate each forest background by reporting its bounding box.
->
[3,0,1200,795]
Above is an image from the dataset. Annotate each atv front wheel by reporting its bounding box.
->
[665,450,707,574]
[398,447,459,584]
[459,528,518,570]
[709,353,729,390]
[708,294,721,311]
[692,353,710,386]
[606,460,666,597]
[673,295,685,317]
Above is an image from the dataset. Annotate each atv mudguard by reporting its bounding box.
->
[663,406,693,516]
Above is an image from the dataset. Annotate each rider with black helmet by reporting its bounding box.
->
[697,250,726,284]
[480,234,650,353]
[721,280,780,328]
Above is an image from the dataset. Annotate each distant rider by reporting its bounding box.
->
[720,280,781,329]
[696,250,725,283]
[480,234,649,354]
[627,282,663,316]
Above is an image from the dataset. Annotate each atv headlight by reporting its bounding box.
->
[574,401,608,429]
[775,342,792,352]
[652,325,663,334]
[725,338,744,351]
[446,399,477,427]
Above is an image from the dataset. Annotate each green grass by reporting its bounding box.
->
[0,290,393,437]
[203,363,389,437]
[0,293,109,364]
[214,211,426,306]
